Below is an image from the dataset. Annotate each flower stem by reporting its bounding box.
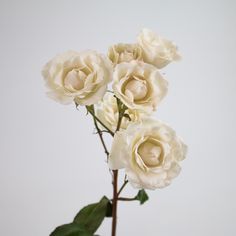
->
[86,105,114,137]
[111,170,118,236]
[111,97,127,236]
[115,97,127,132]
[117,197,137,202]
[117,180,128,196]
[90,105,109,158]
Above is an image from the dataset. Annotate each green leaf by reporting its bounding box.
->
[73,196,110,233]
[105,200,113,217]
[50,222,92,236]
[135,189,149,205]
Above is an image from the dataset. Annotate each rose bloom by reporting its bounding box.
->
[42,50,112,105]
[95,93,145,132]
[137,28,181,69]
[112,61,168,113]
[109,119,187,189]
[108,43,142,65]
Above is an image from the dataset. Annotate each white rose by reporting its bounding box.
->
[112,61,168,113]
[137,28,181,69]
[42,50,112,105]
[108,43,142,65]
[109,119,187,190]
[95,93,145,132]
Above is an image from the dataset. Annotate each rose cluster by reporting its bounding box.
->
[42,29,186,190]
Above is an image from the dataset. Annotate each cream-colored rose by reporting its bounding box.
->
[109,119,187,190]
[112,61,168,113]
[42,50,112,105]
[95,93,145,132]
[137,28,181,69]
[108,43,142,65]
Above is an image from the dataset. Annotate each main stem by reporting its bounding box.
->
[111,97,126,236]
[111,170,118,236]
[86,100,126,236]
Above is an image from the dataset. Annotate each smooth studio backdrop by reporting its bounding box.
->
[0,0,236,235]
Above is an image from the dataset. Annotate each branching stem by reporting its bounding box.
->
[84,99,129,236]
[117,180,128,197]
[117,197,136,202]
[86,105,114,137]
[91,106,109,159]
[111,97,127,236]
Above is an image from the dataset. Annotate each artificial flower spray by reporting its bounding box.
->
[42,29,187,236]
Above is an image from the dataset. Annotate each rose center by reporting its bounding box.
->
[64,69,86,91]
[119,51,134,62]
[138,141,162,167]
[125,78,147,100]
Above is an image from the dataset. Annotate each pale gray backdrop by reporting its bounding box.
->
[0,0,236,235]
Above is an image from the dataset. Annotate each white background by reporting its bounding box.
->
[0,0,236,235]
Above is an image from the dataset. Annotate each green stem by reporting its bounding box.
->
[86,106,114,137]
[115,97,126,132]
[117,197,137,202]
[117,180,128,197]
[90,105,109,159]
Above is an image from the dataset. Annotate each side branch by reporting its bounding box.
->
[117,197,136,202]
[117,180,128,196]
[86,105,114,137]
[89,105,110,159]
